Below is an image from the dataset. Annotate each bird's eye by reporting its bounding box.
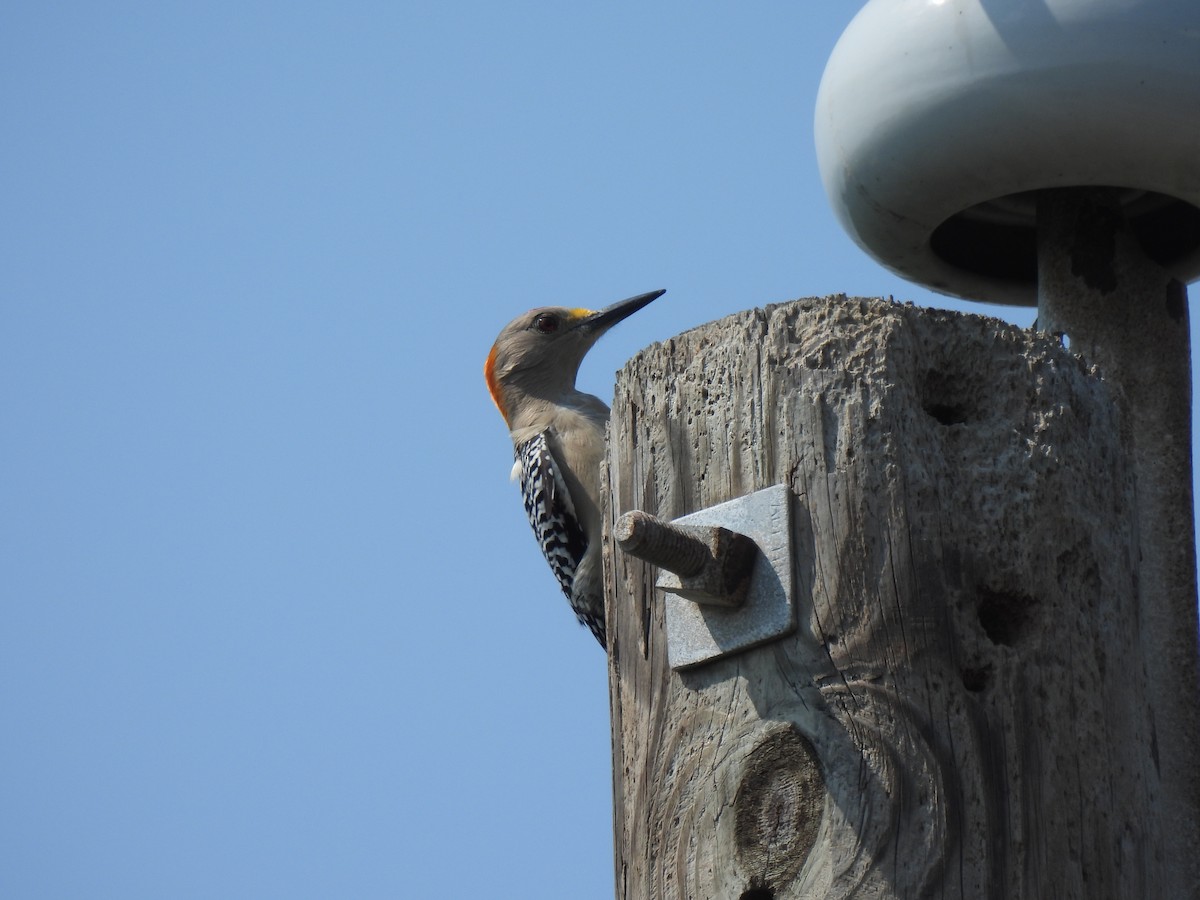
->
[533,314,559,334]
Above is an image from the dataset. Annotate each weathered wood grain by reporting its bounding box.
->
[605,296,1187,899]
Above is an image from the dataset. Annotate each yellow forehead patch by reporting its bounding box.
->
[567,307,595,319]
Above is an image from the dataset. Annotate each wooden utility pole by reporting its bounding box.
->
[605,296,1195,898]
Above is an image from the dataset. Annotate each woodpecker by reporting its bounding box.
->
[485,289,665,648]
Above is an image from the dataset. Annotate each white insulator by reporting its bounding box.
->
[815,0,1200,305]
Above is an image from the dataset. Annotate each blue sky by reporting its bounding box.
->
[1,4,1193,899]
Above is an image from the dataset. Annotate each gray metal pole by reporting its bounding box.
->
[1037,186,1200,894]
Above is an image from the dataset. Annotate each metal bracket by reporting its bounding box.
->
[616,485,796,669]
[662,485,796,668]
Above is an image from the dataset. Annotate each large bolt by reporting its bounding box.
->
[615,510,758,608]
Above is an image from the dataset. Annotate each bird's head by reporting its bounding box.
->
[485,289,664,425]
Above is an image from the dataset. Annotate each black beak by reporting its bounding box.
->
[578,289,665,334]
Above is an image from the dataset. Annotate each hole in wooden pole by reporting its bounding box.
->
[960,665,991,693]
[921,369,971,426]
[925,402,968,426]
[978,588,1037,647]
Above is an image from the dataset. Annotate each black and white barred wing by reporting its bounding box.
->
[513,431,588,602]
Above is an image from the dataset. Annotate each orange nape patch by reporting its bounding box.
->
[484,342,508,422]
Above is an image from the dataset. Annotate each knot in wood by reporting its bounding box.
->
[734,728,824,890]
